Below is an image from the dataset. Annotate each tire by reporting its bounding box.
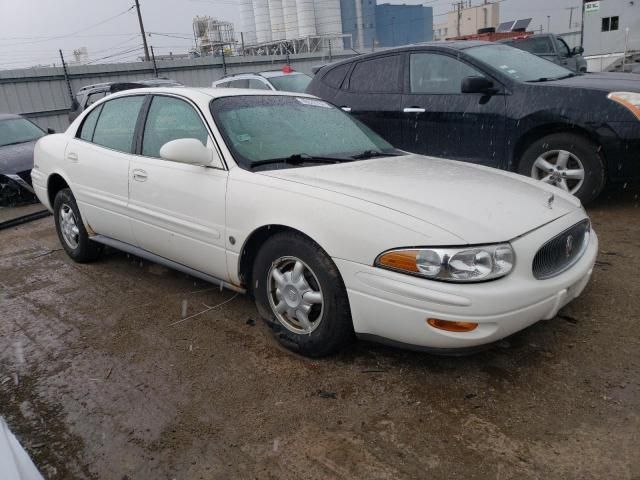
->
[251,232,354,357]
[53,188,101,262]
[518,133,605,205]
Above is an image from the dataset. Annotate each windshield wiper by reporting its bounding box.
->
[350,150,401,160]
[527,73,576,83]
[250,153,351,169]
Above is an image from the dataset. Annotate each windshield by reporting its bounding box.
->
[465,44,573,82]
[267,73,312,93]
[210,95,396,169]
[0,118,45,147]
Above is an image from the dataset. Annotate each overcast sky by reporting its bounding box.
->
[0,0,584,69]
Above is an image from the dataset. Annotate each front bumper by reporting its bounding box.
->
[336,209,597,351]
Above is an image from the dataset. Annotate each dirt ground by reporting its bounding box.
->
[1,185,639,480]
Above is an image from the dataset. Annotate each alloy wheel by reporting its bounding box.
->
[267,256,324,335]
[531,149,585,194]
[59,203,80,249]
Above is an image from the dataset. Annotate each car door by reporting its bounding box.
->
[400,51,507,167]
[332,54,405,147]
[553,37,577,71]
[128,94,229,280]
[66,95,145,245]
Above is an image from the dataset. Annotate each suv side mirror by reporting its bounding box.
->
[46,128,56,134]
[461,76,495,94]
[572,46,584,55]
[159,138,216,166]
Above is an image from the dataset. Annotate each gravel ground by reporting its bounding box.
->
[0,184,638,480]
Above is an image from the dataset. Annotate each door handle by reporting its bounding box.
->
[341,106,352,113]
[132,169,148,182]
[403,107,426,113]
[66,152,78,162]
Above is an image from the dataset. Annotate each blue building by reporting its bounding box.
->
[375,4,433,47]
[340,1,433,50]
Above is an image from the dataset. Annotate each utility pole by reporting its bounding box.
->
[566,6,578,30]
[547,15,551,32]
[240,32,245,56]
[150,46,158,77]
[59,50,75,106]
[134,0,150,61]
[579,0,586,49]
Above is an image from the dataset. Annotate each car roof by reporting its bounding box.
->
[318,41,494,71]
[215,70,306,81]
[77,78,182,94]
[107,86,316,103]
[0,113,23,121]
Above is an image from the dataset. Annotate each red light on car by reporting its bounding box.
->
[282,65,294,74]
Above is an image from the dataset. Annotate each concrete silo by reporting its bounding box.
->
[282,0,299,39]
[296,0,317,37]
[268,0,286,41]
[314,0,343,35]
[253,0,273,43]
[240,0,258,45]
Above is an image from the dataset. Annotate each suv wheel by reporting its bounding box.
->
[53,188,101,262]
[252,232,354,357]
[518,133,605,205]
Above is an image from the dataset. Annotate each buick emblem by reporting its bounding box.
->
[565,235,574,258]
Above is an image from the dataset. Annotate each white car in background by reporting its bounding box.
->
[31,87,597,357]
[211,67,312,93]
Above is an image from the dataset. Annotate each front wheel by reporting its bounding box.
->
[252,232,354,357]
[518,133,605,205]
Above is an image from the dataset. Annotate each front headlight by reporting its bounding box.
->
[375,244,515,283]
[607,92,640,120]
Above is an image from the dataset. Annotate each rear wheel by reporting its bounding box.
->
[518,133,605,205]
[53,188,101,262]
[252,232,354,357]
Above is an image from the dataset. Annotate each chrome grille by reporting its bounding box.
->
[532,220,590,280]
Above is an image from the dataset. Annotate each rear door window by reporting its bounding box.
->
[91,96,145,153]
[349,55,403,93]
[142,95,209,158]
[248,79,271,90]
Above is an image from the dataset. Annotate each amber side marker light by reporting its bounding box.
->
[377,250,419,273]
[427,318,478,332]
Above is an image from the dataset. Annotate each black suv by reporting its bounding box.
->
[69,78,182,122]
[307,41,640,204]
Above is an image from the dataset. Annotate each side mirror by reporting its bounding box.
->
[47,128,56,134]
[461,76,495,94]
[572,46,584,55]
[159,138,215,166]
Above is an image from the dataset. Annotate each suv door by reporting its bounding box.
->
[553,36,578,71]
[400,51,506,167]
[128,94,229,280]
[66,95,145,244]
[333,54,405,147]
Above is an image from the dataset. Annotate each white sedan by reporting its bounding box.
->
[32,87,597,357]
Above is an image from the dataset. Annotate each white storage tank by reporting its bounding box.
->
[269,0,286,41]
[283,0,299,39]
[296,0,317,37]
[240,0,257,45]
[253,0,273,43]
[314,0,342,35]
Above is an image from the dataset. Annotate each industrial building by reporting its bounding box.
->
[193,16,237,56]
[433,1,500,40]
[581,0,640,72]
[239,0,433,54]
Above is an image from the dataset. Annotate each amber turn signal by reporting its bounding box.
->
[427,318,478,332]
[376,250,419,272]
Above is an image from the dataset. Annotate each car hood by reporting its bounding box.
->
[259,154,581,244]
[550,72,640,92]
[0,139,37,175]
